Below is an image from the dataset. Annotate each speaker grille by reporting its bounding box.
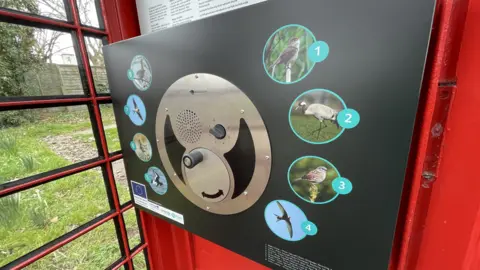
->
[176,109,202,144]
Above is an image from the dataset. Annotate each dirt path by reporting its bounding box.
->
[42,134,126,184]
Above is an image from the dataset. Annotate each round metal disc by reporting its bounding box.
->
[156,73,272,215]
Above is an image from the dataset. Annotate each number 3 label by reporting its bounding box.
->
[332,177,353,195]
[338,109,360,129]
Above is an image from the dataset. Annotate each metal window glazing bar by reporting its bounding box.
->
[68,0,133,268]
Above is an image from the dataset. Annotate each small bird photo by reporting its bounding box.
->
[126,94,147,126]
[263,25,315,83]
[133,133,152,162]
[145,167,168,195]
[131,55,152,91]
[264,200,308,241]
[290,89,345,143]
[288,156,339,203]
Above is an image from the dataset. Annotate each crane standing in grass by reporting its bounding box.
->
[295,101,340,139]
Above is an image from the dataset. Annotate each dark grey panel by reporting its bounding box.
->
[103,0,435,269]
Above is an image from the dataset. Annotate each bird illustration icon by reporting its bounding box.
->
[135,59,149,88]
[131,97,144,121]
[269,37,301,77]
[293,166,328,184]
[152,170,163,187]
[295,101,340,139]
[275,201,293,238]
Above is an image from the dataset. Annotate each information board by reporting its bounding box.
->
[104,1,435,269]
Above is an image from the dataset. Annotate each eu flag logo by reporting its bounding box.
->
[131,181,147,199]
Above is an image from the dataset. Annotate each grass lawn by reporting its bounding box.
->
[290,115,342,142]
[0,106,145,269]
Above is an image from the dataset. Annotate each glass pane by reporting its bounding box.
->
[24,221,121,269]
[84,36,108,93]
[133,251,148,270]
[0,0,67,21]
[113,159,129,205]
[77,0,101,28]
[102,104,121,152]
[72,104,120,153]
[0,23,83,98]
[0,105,98,185]
[0,167,110,266]
[123,208,141,250]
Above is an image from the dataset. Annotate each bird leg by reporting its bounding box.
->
[310,121,327,139]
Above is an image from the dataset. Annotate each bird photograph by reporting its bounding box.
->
[146,167,168,195]
[132,57,152,90]
[290,89,345,143]
[275,201,293,238]
[264,200,308,241]
[289,156,338,203]
[133,133,152,162]
[264,25,315,83]
[126,95,146,126]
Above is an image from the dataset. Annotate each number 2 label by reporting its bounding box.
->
[345,113,352,124]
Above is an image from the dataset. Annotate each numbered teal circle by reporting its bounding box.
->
[130,141,136,151]
[127,69,134,80]
[144,173,152,183]
[308,41,329,63]
[262,24,317,84]
[123,105,130,116]
[332,177,353,195]
[301,221,318,236]
[338,109,360,129]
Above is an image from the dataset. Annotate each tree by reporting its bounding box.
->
[0,0,43,127]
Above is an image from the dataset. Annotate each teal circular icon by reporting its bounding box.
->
[127,69,134,80]
[332,177,353,195]
[337,109,360,129]
[124,105,130,115]
[144,173,152,183]
[263,24,317,84]
[130,141,136,151]
[301,221,318,236]
[308,41,329,63]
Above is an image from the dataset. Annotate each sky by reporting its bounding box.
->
[37,0,100,65]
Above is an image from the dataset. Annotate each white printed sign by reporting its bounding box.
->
[136,0,267,34]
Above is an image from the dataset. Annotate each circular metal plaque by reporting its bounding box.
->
[156,73,272,215]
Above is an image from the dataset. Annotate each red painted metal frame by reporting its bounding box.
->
[0,0,148,269]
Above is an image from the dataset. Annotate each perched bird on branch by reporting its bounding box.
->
[269,37,301,77]
[293,166,328,184]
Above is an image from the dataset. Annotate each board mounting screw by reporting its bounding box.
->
[165,108,168,112]
[206,206,210,210]
[265,156,270,160]
[195,75,199,79]
[243,191,248,195]
[173,173,177,176]
[240,109,245,114]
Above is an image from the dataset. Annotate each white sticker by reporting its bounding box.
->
[136,0,268,34]
[148,201,185,224]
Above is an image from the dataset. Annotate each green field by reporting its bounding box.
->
[0,106,146,269]
[290,115,342,142]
